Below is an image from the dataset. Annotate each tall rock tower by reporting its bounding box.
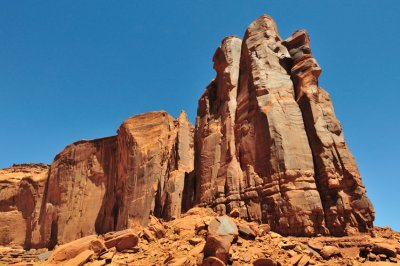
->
[194,15,374,236]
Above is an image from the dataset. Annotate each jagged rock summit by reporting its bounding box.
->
[0,14,375,255]
[195,15,374,237]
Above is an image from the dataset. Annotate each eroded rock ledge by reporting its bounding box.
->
[0,14,374,250]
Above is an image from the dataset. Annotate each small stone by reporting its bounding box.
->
[229,209,240,218]
[168,256,189,266]
[202,256,226,266]
[37,251,52,261]
[297,255,310,266]
[67,250,94,266]
[238,224,257,240]
[368,253,377,261]
[371,242,397,257]
[259,224,271,234]
[104,230,139,252]
[242,253,252,263]
[90,260,106,266]
[269,232,281,239]
[253,257,274,266]
[288,254,302,266]
[189,237,203,245]
[307,239,323,251]
[320,245,341,260]
[378,254,387,261]
[279,242,297,250]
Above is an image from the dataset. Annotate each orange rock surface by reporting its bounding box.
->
[0,14,378,262]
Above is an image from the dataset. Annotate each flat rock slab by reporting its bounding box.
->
[208,216,238,237]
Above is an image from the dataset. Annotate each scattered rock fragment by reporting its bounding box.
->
[320,245,341,259]
[238,224,257,240]
[202,256,226,266]
[253,257,274,266]
[371,241,397,257]
[46,235,106,264]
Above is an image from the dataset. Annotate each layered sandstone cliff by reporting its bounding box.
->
[0,111,194,248]
[0,14,374,250]
[194,15,374,237]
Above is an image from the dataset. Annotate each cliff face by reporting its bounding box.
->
[0,164,48,248]
[283,30,374,236]
[0,14,374,249]
[195,36,243,214]
[116,111,194,229]
[40,137,118,247]
[194,15,374,236]
[0,111,194,248]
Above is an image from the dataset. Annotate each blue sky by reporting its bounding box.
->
[0,1,399,231]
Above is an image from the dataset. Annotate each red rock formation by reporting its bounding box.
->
[116,111,194,229]
[40,137,118,247]
[0,164,49,248]
[0,14,375,249]
[283,30,375,235]
[195,15,374,236]
[0,111,193,248]
[195,36,244,215]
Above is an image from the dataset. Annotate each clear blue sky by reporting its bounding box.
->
[0,1,399,231]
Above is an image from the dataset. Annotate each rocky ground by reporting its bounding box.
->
[0,208,398,266]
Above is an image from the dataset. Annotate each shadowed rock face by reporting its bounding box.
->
[40,137,118,247]
[194,15,374,236]
[0,14,374,249]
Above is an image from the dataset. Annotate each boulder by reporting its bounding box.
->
[307,239,323,251]
[202,256,226,266]
[371,242,397,257]
[104,229,138,252]
[208,216,238,238]
[47,235,105,264]
[204,216,238,264]
[238,224,256,239]
[253,257,274,266]
[320,245,341,259]
[147,216,166,239]
[67,249,94,266]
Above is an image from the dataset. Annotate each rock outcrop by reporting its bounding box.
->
[115,111,194,228]
[40,136,118,247]
[0,164,49,248]
[194,15,374,236]
[0,111,194,248]
[283,30,375,236]
[195,36,244,215]
[0,14,375,251]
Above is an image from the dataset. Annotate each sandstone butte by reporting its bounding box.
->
[0,14,386,266]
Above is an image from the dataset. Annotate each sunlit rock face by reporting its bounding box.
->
[194,15,374,236]
[44,111,194,246]
[283,30,374,236]
[0,164,49,248]
[0,14,375,249]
